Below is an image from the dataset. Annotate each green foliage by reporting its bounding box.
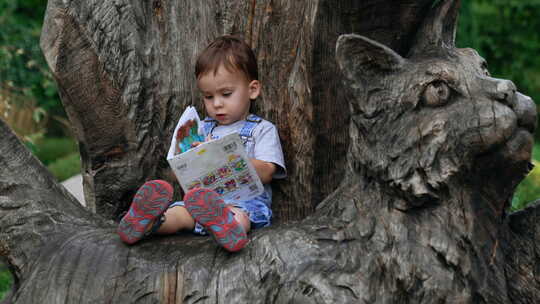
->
[0,263,12,300]
[33,137,78,166]
[47,152,82,182]
[0,0,65,133]
[30,137,80,181]
[512,143,540,210]
[512,160,540,210]
[534,142,540,161]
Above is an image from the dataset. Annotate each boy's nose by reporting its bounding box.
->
[213,98,224,108]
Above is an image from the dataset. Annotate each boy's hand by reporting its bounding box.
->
[250,159,276,184]
[190,135,213,148]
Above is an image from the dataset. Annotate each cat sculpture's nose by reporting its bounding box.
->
[481,77,516,105]
[495,79,516,104]
[481,76,536,133]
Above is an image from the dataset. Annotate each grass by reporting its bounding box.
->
[32,137,78,166]
[28,136,81,182]
[0,263,12,300]
[47,152,81,182]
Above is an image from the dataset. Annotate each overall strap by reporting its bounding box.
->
[203,117,217,136]
[239,114,262,140]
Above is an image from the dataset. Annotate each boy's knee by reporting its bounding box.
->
[158,206,195,234]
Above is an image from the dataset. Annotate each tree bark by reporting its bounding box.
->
[503,200,540,302]
[1,0,539,303]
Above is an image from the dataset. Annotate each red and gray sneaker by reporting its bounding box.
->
[117,180,173,244]
[184,188,249,252]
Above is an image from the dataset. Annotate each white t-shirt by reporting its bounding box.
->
[206,117,287,179]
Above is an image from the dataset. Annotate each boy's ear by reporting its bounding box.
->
[248,80,261,100]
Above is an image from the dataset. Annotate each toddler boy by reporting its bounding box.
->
[117,36,286,252]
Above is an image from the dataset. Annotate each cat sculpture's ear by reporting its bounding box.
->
[336,34,404,83]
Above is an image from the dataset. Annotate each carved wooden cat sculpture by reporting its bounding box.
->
[311,1,538,302]
[335,35,536,211]
[315,34,537,303]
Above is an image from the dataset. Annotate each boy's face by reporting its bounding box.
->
[198,65,260,125]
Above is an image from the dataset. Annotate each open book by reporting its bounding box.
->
[167,106,264,201]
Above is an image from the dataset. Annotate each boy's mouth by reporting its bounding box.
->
[215,114,226,120]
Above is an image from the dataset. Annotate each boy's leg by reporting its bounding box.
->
[117,180,173,244]
[159,205,249,235]
[229,207,251,233]
[184,188,249,252]
[156,206,196,234]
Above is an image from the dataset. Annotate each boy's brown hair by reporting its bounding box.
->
[195,35,258,81]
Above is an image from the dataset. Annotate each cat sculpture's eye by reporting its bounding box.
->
[423,81,451,107]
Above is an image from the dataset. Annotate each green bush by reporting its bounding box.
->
[27,137,81,182]
[512,143,540,210]
[0,263,12,301]
[512,160,540,210]
[47,152,81,182]
[0,1,61,114]
[33,137,78,166]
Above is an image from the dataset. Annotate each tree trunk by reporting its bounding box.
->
[38,0,441,222]
[1,0,539,303]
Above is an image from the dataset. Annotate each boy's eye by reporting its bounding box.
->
[203,95,213,100]
[222,92,232,97]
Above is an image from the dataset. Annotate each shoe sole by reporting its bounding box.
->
[117,180,173,244]
[184,188,248,252]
